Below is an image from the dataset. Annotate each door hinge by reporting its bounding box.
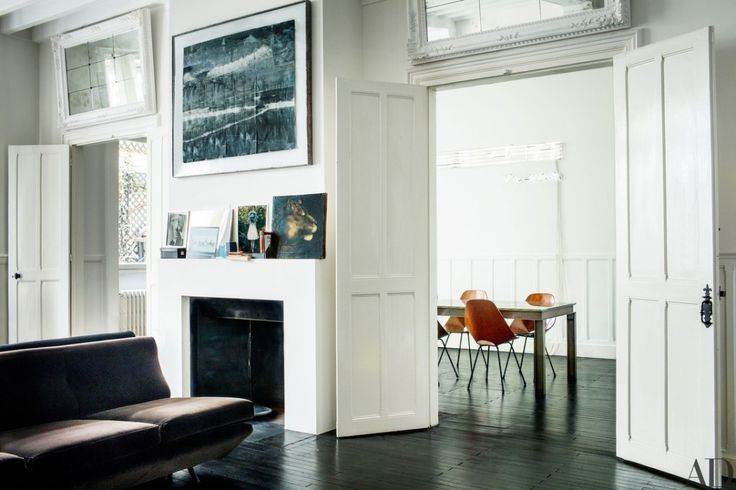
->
[720,287,727,298]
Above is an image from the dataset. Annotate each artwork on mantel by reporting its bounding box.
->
[237,205,268,253]
[165,211,189,247]
[172,1,311,177]
[272,193,326,259]
[187,227,220,259]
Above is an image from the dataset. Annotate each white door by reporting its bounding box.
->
[336,79,432,437]
[614,28,719,482]
[8,145,71,343]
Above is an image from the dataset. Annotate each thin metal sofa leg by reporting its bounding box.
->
[188,467,201,484]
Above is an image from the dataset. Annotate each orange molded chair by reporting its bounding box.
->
[442,289,487,374]
[464,299,526,393]
[509,293,557,377]
[437,321,458,378]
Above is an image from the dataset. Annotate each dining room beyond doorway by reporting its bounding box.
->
[435,65,616,395]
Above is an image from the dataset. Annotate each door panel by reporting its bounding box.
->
[337,79,430,437]
[614,28,718,481]
[8,145,70,343]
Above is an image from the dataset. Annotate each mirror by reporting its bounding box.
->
[52,9,156,129]
[409,0,630,64]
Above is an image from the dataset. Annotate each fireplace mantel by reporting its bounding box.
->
[152,258,332,434]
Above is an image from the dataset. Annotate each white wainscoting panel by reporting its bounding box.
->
[720,255,736,462]
[438,254,615,359]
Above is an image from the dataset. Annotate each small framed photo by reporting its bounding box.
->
[51,8,156,129]
[165,211,189,247]
[237,205,268,253]
[187,226,220,259]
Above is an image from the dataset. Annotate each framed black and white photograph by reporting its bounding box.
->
[51,8,156,129]
[165,211,189,247]
[172,2,311,177]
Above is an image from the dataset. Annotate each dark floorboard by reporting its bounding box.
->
[137,351,734,489]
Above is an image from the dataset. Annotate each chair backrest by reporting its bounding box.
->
[460,289,488,303]
[522,293,556,330]
[525,292,555,307]
[464,299,516,346]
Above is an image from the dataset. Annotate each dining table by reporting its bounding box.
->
[437,299,577,397]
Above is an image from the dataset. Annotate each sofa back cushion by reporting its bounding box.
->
[0,348,79,431]
[64,337,171,416]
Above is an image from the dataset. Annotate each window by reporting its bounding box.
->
[118,140,148,264]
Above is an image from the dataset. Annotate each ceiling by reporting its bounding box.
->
[0,0,161,42]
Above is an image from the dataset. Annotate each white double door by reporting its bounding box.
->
[8,145,70,343]
[335,26,722,485]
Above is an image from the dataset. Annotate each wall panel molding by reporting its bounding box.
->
[719,255,736,460]
[438,254,616,359]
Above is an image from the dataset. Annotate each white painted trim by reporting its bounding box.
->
[104,142,120,331]
[0,0,38,18]
[1,0,98,34]
[31,0,165,42]
[84,255,105,263]
[408,29,639,87]
[0,254,7,265]
[119,263,146,271]
[62,115,160,146]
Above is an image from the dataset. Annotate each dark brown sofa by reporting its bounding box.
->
[0,335,254,489]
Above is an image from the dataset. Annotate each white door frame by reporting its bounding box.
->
[63,115,161,336]
[409,28,640,425]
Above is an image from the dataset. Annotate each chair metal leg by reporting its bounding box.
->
[466,332,473,372]
[188,467,201,484]
[485,346,491,382]
[439,338,459,378]
[510,344,526,386]
[519,337,528,370]
[455,332,463,372]
[467,346,483,389]
[495,346,505,395]
[545,346,557,378]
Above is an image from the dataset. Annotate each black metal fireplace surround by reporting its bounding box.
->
[189,298,284,414]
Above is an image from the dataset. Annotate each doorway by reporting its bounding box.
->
[70,138,149,337]
[435,65,616,367]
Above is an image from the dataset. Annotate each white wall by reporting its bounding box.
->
[436,67,615,358]
[0,34,39,344]
[156,0,362,435]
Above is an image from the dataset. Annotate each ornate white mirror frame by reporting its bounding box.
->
[52,8,156,129]
[408,0,631,64]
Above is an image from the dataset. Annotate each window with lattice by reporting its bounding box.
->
[119,140,148,264]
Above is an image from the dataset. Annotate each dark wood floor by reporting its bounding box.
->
[141,350,731,489]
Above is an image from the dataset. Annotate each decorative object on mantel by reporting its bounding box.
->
[160,247,187,259]
[187,209,231,257]
[237,205,269,254]
[187,226,220,259]
[272,193,326,259]
[165,211,189,247]
[51,8,156,129]
[407,0,630,64]
[172,1,312,177]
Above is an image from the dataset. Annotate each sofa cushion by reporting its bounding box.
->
[63,337,171,416]
[0,419,160,474]
[88,397,254,443]
[0,348,79,432]
[0,451,25,480]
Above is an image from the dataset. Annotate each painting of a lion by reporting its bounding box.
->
[272,193,326,259]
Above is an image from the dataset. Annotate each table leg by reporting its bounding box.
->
[534,319,546,397]
[567,313,577,383]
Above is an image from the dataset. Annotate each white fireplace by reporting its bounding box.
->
[152,258,334,434]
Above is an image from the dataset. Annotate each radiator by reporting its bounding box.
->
[119,290,146,336]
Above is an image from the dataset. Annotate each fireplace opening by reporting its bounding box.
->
[189,298,284,419]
